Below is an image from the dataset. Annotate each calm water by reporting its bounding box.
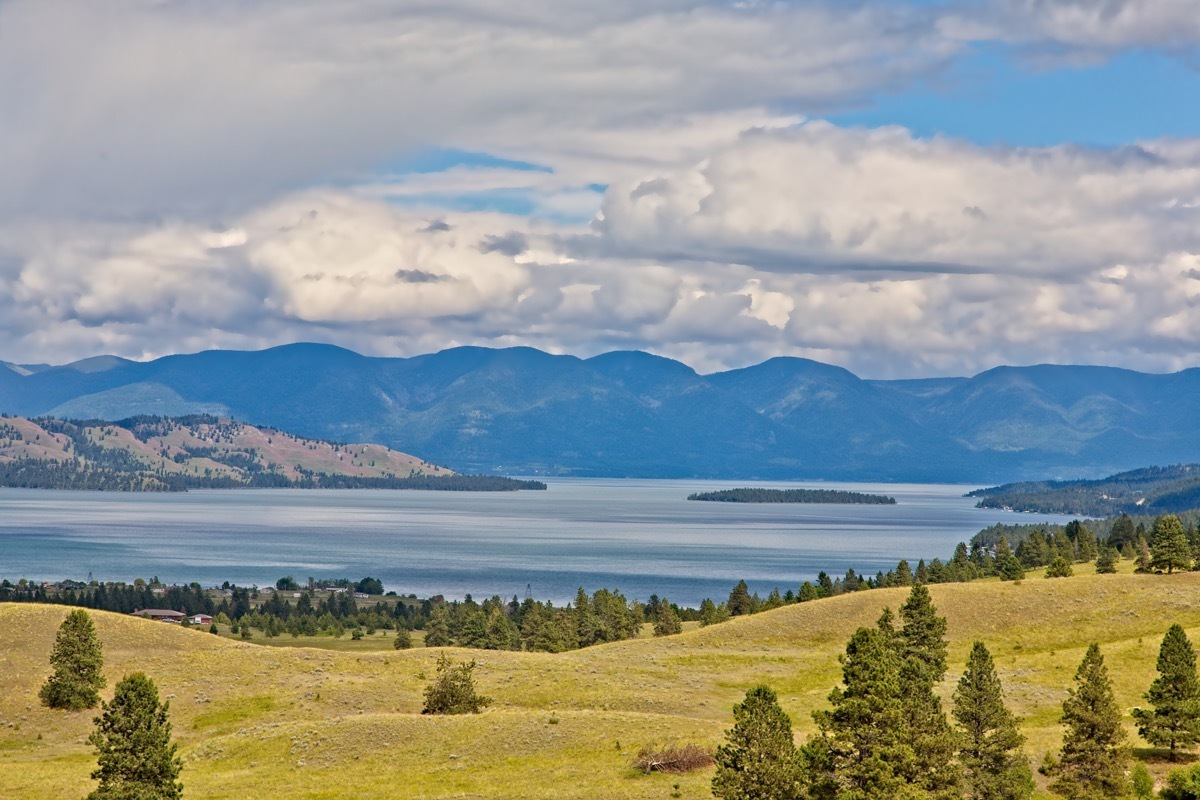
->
[0,480,1073,605]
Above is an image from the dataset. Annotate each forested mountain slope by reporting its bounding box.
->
[3,344,1199,481]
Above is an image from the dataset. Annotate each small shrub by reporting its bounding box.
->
[634,743,714,774]
[1164,763,1200,800]
[1131,762,1154,799]
[422,654,491,715]
[351,629,363,641]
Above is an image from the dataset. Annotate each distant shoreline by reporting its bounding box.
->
[686,488,897,505]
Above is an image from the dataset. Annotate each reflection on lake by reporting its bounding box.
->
[0,480,1074,605]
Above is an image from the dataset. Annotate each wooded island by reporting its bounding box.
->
[686,487,896,504]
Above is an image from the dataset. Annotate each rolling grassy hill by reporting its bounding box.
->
[2,564,1198,798]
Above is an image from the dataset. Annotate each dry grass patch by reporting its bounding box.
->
[5,567,1200,797]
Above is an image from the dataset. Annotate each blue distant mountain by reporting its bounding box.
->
[2,343,1198,482]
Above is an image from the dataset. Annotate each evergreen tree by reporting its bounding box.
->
[952,641,1034,800]
[421,653,491,714]
[392,627,412,649]
[1052,644,1129,799]
[995,537,1025,581]
[807,626,914,799]
[895,560,914,586]
[712,685,802,800]
[1095,547,1118,574]
[1045,556,1073,578]
[87,672,182,800]
[423,604,452,647]
[1152,515,1194,574]
[1075,527,1099,562]
[653,597,682,636]
[897,585,959,799]
[1132,624,1200,760]
[1109,513,1137,550]
[40,608,106,710]
[1135,535,1153,573]
[728,580,753,616]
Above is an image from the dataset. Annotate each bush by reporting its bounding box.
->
[422,654,491,714]
[1132,762,1154,799]
[1164,763,1200,800]
[634,743,714,774]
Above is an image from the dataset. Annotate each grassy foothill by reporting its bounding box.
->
[2,560,1198,798]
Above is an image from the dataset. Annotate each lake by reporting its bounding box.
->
[0,480,1074,605]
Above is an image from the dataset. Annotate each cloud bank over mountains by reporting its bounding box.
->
[1,0,1198,377]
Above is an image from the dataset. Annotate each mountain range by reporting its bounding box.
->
[3,343,1199,482]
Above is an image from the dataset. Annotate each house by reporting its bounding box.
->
[133,609,185,623]
[354,592,369,599]
[189,614,214,625]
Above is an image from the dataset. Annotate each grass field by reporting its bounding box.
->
[3,564,1199,798]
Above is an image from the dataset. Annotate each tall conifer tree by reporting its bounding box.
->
[897,585,960,799]
[808,626,917,799]
[1133,624,1200,760]
[713,685,802,800]
[1151,515,1193,574]
[40,608,105,710]
[1053,644,1129,799]
[952,641,1034,800]
[87,672,182,800]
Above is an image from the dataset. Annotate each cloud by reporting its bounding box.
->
[3,1,1200,378]
[0,0,955,219]
[941,0,1200,57]
[592,122,1200,277]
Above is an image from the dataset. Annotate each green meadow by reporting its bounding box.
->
[3,561,1198,798]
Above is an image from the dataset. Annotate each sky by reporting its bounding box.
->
[2,0,1199,378]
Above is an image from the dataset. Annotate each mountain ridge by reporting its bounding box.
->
[2,344,1198,482]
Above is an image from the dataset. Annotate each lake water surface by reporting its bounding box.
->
[0,480,1073,605]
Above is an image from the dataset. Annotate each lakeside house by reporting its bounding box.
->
[189,613,213,625]
[133,609,186,623]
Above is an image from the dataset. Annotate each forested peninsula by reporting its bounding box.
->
[969,464,1200,516]
[686,487,896,504]
[0,414,544,492]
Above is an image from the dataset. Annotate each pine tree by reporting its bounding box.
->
[897,585,960,799]
[728,580,753,616]
[40,608,106,710]
[952,641,1034,800]
[653,597,682,636]
[712,685,802,800]
[87,672,182,800]
[1152,515,1193,574]
[421,653,491,714]
[807,626,915,799]
[1095,547,1118,574]
[423,603,452,647]
[995,537,1025,581]
[1136,535,1153,573]
[1109,513,1137,551]
[1053,643,1129,799]
[1045,556,1073,578]
[1132,624,1200,760]
[1075,526,1099,562]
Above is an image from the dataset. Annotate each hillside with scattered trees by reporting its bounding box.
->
[0,414,543,492]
